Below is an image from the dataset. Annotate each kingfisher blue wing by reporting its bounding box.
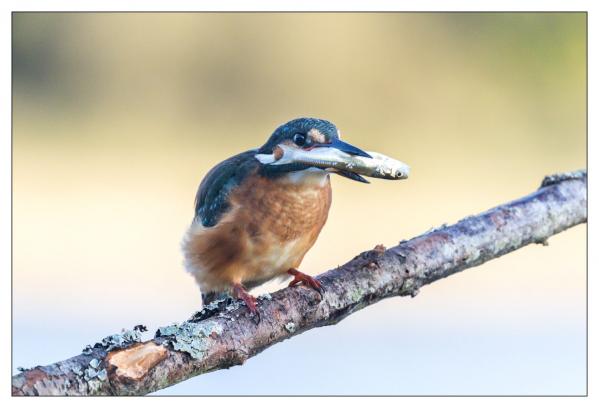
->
[194,149,259,227]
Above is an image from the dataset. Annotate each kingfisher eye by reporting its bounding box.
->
[293,133,308,146]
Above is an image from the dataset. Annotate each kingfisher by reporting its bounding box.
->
[182,117,409,315]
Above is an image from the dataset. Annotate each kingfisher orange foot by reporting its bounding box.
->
[232,283,258,316]
[287,268,324,296]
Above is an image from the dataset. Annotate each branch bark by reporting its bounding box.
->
[12,170,587,396]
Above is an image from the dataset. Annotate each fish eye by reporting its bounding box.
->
[293,133,308,147]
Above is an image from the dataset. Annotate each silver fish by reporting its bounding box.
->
[268,144,410,180]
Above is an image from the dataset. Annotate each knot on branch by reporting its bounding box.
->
[540,169,586,188]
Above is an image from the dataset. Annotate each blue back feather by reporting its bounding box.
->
[194,149,259,227]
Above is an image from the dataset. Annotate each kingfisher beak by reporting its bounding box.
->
[313,139,373,159]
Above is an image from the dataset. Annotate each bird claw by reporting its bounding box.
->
[232,284,261,323]
[287,269,325,298]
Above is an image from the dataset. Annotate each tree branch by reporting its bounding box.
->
[12,170,587,396]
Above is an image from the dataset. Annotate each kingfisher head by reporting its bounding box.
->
[255,117,383,183]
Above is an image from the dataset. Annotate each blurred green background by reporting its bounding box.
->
[13,13,586,395]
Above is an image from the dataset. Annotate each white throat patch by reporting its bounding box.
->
[283,167,329,186]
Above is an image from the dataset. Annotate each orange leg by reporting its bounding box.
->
[232,283,258,316]
[287,268,324,295]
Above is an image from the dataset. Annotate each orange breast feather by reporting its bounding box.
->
[183,171,332,292]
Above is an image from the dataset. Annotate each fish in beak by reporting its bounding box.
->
[256,140,410,182]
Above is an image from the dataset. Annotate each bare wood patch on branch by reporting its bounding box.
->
[12,170,587,396]
[107,343,168,382]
